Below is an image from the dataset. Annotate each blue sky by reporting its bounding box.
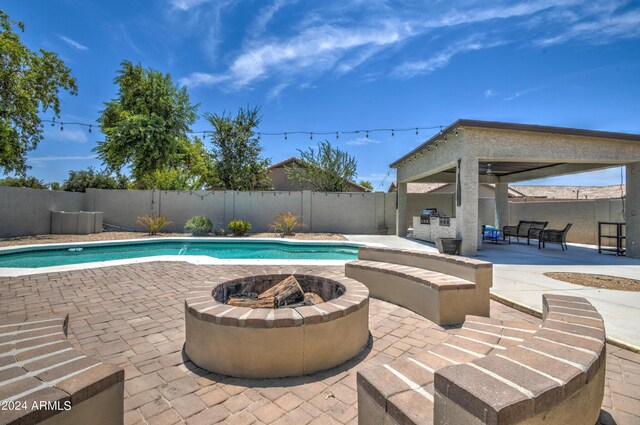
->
[5,0,640,189]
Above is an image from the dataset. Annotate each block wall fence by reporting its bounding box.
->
[0,187,625,244]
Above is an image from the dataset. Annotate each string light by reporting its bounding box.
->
[376,169,393,191]
[41,118,444,141]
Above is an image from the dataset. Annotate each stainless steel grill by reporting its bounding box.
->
[420,208,438,224]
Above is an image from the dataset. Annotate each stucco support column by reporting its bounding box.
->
[494,182,509,229]
[224,191,235,225]
[396,182,408,236]
[457,158,479,256]
[302,190,312,232]
[626,163,640,258]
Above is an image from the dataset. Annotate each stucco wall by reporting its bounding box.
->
[509,199,624,244]
[0,187,85,237]
[0,187,625,242]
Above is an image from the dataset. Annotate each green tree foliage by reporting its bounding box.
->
[62,167,129,192]
[0,175,48,189]
[206,106,272,191]
[359,180,374,191]
[132,137,219,190]
[95,61,198,181]
[0,10,78,174]
[286,141,358,192]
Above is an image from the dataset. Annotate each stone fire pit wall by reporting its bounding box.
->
[184,272,370,379]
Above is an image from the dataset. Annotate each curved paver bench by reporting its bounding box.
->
[345,246,492,325]
[0,315,124,425]
[357,294,606,425]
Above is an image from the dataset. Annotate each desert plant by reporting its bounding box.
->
[185,215,213,236]
[228,219,251,236]
[137,214,172,235]
[269,212,302,236]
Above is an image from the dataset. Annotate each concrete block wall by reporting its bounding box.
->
[509,199,624,245]
[0,187,626,242]
[0,187,85,237]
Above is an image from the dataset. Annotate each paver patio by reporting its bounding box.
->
[1,262,639,424]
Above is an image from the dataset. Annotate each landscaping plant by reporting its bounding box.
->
[185,215,213,236]
[269,212,302,236]
[228,219,251,236]
[137,214,172,235]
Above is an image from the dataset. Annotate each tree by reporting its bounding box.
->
[206,106,272,190]
[62,167,129,192]
[0,175,48,189]
[359,180,374,191]
[132,137,219,190]
[286,140,358,192]
[0,10,78,175]
[95,60,198,181]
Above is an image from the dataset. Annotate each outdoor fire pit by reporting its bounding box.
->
[184,272,369,378]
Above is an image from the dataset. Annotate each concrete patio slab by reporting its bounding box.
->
[346,235,640,349]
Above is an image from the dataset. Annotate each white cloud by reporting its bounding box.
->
[44,128,89,144]
[179,72,229,88]
[168,0,212,11]
[394,37,504,79]
[59,35,88,51]
[537,9,640,46]
[346,137,381,146]
[252,0,297,37]
[28,155,97,162]
[177,0,640,90]
[484,89,496,98]
[226,21,412,88]
[267,83,289,99]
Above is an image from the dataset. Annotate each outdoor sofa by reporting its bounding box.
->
[502,220,548,245]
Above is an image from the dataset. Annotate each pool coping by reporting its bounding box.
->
[0,237,382,277]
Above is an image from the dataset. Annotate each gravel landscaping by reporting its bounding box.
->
[544,272,640,292]
[0,231,346,247]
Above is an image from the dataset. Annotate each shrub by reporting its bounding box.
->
[269,212,302,236]
[137,214,172,235]
[185,215,213,236]
[228,219,251,236]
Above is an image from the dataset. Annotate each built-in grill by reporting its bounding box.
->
[420,208,439,224]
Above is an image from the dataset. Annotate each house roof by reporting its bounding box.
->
[510,185,626,199]
[387,181,625,199]
[269,157,372,192]
[390,119,640,168]
[268,157,300,170]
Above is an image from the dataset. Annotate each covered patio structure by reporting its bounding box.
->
[390,120,640,257]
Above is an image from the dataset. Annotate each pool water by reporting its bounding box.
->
[0,240,360,268]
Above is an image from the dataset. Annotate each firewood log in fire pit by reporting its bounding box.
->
[227,275,305,308]
[304,292,324,305]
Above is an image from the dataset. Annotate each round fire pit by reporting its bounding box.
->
[184,272,369,378]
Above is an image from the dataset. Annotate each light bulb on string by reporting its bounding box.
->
[60,123,64,132]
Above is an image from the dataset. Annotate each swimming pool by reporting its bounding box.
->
[0,239,360,268]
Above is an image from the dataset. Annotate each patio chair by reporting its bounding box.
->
[539,223,573,250]
[502,220,548,245]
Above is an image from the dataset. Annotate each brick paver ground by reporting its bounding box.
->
[1,263,638,424]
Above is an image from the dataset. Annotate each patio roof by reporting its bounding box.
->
[390,119,640,257]
[390,119,640,168]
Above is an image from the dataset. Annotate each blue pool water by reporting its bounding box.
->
[0,240,360,268]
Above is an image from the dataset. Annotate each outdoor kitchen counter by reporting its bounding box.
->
[412,216,458,243]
